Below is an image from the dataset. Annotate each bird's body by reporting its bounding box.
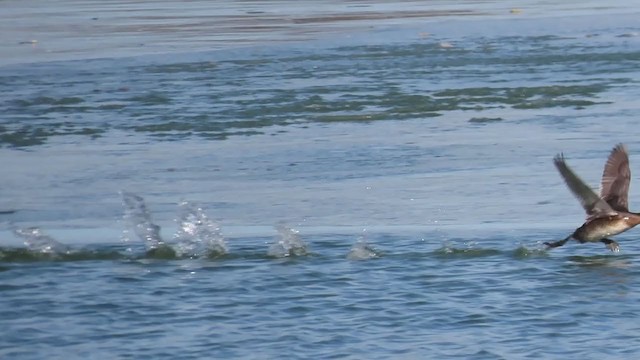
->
[572,214,640,242]
[546,144,640,252]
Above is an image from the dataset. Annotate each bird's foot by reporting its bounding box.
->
[601,239,620,252]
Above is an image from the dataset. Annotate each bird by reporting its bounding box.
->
[545,143,640,252]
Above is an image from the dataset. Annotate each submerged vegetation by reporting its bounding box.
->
[0,33,632,147]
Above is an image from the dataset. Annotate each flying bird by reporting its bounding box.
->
[545,143,640,252]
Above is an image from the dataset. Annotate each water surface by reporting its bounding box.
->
[2,1,640,359]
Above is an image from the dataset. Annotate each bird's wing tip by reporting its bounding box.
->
[613,143,628,153]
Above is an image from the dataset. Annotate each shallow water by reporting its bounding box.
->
[2,1,640,359]
[3,228,640,359]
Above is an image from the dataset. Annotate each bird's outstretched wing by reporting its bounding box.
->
[600,143,630,212]
[554,153,617,220]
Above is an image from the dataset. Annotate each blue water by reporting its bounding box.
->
[2,1,640,358]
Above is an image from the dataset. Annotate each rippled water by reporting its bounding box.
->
[2,1,640,358]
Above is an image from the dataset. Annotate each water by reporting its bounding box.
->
[2,1,640,358]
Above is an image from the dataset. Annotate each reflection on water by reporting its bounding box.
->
[565,255,634,299]
[567,255,633,269]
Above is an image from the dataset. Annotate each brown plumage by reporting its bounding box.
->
[600,143,630,212]
[545,144,640,252]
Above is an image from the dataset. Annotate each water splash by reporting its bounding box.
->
[120,191,167,252]
[347,230,379,260]
[268,223,308,257]
[174,201,227,258]
[13,227,69,254]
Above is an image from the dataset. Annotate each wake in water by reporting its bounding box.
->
[174,201,227,258]
[121,193,310,259]
[268,223,308,257]
[0,196,561,263]
[435,240,548,259]
[13,227,70,254]
[3,227,125,261]
[121,192,227,258]
[121,191,166,251]
[0,220,581,263]
[347,230,380,260]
